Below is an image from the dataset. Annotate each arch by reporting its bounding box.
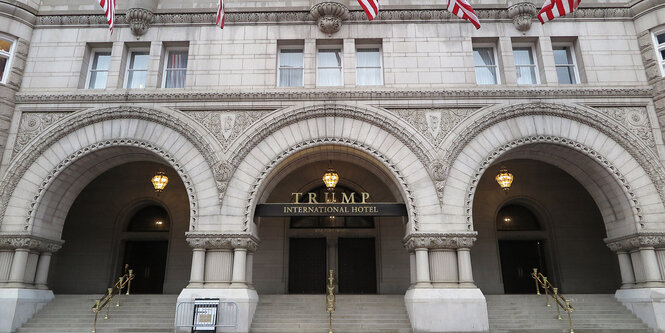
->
[441,102,665,239]
[0,106,224,239]
[221,104,441,234]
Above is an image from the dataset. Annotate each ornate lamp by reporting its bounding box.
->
[151,170,169,192]
[495,166,514,191]
[322,167,339,189]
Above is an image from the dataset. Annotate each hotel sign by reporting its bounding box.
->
[255,192,407,217]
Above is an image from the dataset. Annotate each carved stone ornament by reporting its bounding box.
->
[310,2,350,35]
[185,233,260,251]
[507,1,537,32]
[403,232,478,251]
[605,232,665,252]
[126,8,154,37]
[0,234,64,252]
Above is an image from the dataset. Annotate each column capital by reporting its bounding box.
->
[185,233,260,251]
[605,232,665,252]
[0,234,63,252]
[403,232,478,251]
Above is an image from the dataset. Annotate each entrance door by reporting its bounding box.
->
[498,240,547,294]
[289,238,327,294]
[122,241,168,294]
[338,238,377,294]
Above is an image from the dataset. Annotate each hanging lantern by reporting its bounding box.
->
[495,166,514,191]
[151,170,169,192]
[322,168,339,189]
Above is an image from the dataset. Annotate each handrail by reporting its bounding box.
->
[91,266,135,333]
[531,268,574,333]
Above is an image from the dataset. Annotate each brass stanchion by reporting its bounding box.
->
[326,270,336,333]
[126,269,133,295]
[104,288,112,320]
[543,277,550,307]
[565,300,574,333]
[533,268,540,295]
[116,276,123,307]
[553,288,562,320]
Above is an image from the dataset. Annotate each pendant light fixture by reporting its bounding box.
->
[151,170,169,192]
[495,166,514,191]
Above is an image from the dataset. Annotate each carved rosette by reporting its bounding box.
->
[507,1,537,32]
[186,233,259,251]
[310,2,350,35]
[213,161,233,201]
[0,234,64,252]
[126,8,154,37]
[606,232,665,252]
[403,232,478,251]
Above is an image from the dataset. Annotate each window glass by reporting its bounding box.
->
[356,48,382,86]
[0,40,11,53]
[0,57,6,82]
[473,47,498,84]
[0,38,13,83]
[317,48,342,86]
[553,46,578,84]
[513,47,537,84]
[278,49,303,87]
[88,52,111,89]
[164,50,188,88]
[127,52,149,89]
[127,205,170,232]
[496,204,540,231]
[657,33,665,45]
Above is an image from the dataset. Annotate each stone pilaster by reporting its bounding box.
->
[606,232,665,288]
[0,235,63,289]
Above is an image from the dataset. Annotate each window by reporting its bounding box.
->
[356,47,382,85]
[317,48,343,86]
[125,51,149,89]
[127,205,170,232]
[162,49,188,88]
[86,51,111,89]
[552,45,579,84]
[473,47,499,84]
[496,204,540,231]
[278,48,304,87]
[0,36,15,84]
[513,46,539,84]
[654,31,665,77]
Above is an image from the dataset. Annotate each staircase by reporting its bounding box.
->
[486,294,652,333]
[250,294,412,333]
[16,294,177,333]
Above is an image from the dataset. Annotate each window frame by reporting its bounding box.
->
[161,47,189,89]
[472,43,501,85]
[653,29,665,77]
[124,49,150,89]
[277,46,305,87]
[85,49,112,89]
[316,45,344,87]
[551,42,581,84]
[355,44,383,86]
[0,35,16,85]
[512,44,541,85]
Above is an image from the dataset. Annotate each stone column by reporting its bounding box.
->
[617,251,636,289]
[188,248,206,288]
[414,248,432,288]
[7,248,29,288]
[231,248,248,288]
[0,249,14,286]
[246,251,254,288]
[640,247,663,286]
[429,249,458,288]
[457,248,475,288]
[34,252,53,290]
[23,251,39,286]
[409,252,416,287]
[205,249,233,288]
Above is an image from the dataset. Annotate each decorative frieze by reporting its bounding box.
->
[186,111,270,152]
[606,232,665,252]
[0,234,63,252]
[403,232,478,251]
[588,106,656,150]
[12,112,71,159]
[185,233,260,251]
[387,108,478,147]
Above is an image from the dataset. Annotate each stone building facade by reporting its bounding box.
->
[1,0,665,332]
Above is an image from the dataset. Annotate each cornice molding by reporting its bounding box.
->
[32,7,633,28]
[0,234,63,252]
[185,233,260,251]
[14,87,653,104]
[403,232,478,251]
[606,232,665,252]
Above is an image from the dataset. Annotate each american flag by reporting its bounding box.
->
[98,0,115,33]
[538,0,581,24]
[217,0,225,28]
[358,0,379,21]
[447,0,480,29]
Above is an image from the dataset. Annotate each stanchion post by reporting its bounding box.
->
[116,276,123,307]
[543,277,550,307]
[566,300,574,333]
[553,288,562,320]
[533,268,540,295]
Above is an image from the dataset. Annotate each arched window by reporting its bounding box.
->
[290,186,374,229]
[127,205,170,232]
[496,204,540,231]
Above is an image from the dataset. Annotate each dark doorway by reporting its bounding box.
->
[338,238,377,294]
[498,240,547,294]
[122,241,168,294]
[288,238,327,294]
